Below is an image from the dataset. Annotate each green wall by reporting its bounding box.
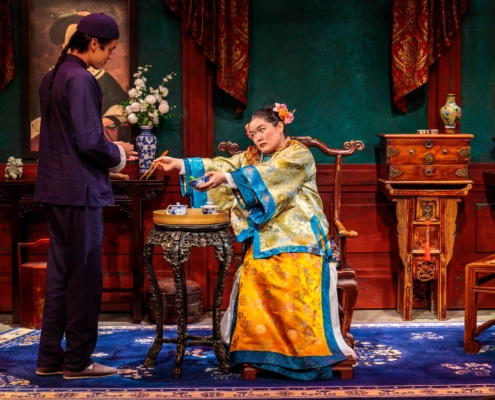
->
[461,1,495,162]
[0,0,22,161]
[213,0,425,163]
[136,3,182,158]
[1,1,493,165]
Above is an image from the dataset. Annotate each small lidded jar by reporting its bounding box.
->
[201,201,218,215]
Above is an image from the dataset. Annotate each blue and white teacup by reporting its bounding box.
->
[166,202,188,215]
[201,201,218,215]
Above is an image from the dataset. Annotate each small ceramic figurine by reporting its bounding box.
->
[4,156,23,180]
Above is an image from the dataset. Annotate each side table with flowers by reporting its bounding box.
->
[122,65,176,174]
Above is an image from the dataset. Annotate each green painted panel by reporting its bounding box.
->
[136,3,183,158]
[461,0,495,162]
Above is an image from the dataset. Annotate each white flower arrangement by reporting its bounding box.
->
[122,65,176,127]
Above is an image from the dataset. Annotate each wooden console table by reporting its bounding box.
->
[378,134,473,320]
[0,174,166,325]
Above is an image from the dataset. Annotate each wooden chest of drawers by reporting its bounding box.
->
[378,133,473,321]
[378,134,473,182]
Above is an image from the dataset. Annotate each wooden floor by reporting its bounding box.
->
[1,309,494,334]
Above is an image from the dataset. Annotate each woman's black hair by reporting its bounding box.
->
[250,104,285,132]
[44,31,113,117]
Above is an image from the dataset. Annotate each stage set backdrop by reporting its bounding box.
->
[0,0,495,316]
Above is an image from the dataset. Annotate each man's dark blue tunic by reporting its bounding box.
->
[35,54,122,372]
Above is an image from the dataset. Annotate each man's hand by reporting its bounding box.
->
[114,141,138,161]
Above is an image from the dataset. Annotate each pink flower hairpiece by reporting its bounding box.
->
[273,103,295,125]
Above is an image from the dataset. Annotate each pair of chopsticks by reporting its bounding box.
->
[139,150,169,180]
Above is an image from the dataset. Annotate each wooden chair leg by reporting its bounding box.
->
[338,278,357,348]
[243,364,258,380]
[464,264,480,354]
[332,357,356,380]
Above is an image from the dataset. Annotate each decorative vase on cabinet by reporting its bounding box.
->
[439,93,462,134]
[135,126,157,174]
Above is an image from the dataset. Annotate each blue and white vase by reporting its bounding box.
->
[135,126,157,174]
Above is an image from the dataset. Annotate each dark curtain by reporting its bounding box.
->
[164,0,250,112]
[0,0,14,92]
[391,0,470,112]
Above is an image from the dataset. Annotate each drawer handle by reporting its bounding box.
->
[409,149,415,155]
[443,149,448,155]
[424,140,433,149]
[425,167,433,175]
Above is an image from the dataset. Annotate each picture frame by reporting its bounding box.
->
[21,0,137,159]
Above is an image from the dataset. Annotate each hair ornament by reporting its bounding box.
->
[273,103,295,125]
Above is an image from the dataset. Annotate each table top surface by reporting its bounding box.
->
[152,221,232,232]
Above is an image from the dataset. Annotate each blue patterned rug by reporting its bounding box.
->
[1,322,495,399]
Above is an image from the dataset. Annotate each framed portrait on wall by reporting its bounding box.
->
[21,0,137,159]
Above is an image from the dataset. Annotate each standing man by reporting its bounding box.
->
[34,13,137,379]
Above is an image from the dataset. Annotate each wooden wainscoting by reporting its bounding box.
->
[1,163,495,317]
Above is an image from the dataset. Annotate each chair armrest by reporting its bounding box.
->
[335,219,358,239]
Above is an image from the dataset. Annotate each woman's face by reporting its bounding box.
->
[248,117,286,154]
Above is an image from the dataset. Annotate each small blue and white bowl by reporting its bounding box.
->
[188,175,210,189]
[166,202,188,215]
[201,201,218,214]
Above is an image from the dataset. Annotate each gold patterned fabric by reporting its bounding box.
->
[201,140,329,257]
[391,0,470,112]
[164,0,250,111]
[231,247,334,358]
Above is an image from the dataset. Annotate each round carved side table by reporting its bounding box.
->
[143,221,233,378]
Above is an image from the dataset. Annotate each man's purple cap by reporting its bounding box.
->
[77,13,120,39]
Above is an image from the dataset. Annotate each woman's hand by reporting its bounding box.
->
[195,171,227,192]
[153,156,183,172]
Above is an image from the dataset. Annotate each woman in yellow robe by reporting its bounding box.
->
[154,103,355,380]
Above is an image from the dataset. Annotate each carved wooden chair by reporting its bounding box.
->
[218,136,364,379]
[464,254,495,354]
[18,237,50,329]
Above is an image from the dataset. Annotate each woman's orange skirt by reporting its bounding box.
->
[223,245,351,380]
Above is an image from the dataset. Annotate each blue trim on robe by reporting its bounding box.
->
[231,166,329,259]
[234,223,255,243]
[230,169,259,209]
[310,215,333,258]
[180,158,207,208]
[321,254,346,359]
[231,165,276,224]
